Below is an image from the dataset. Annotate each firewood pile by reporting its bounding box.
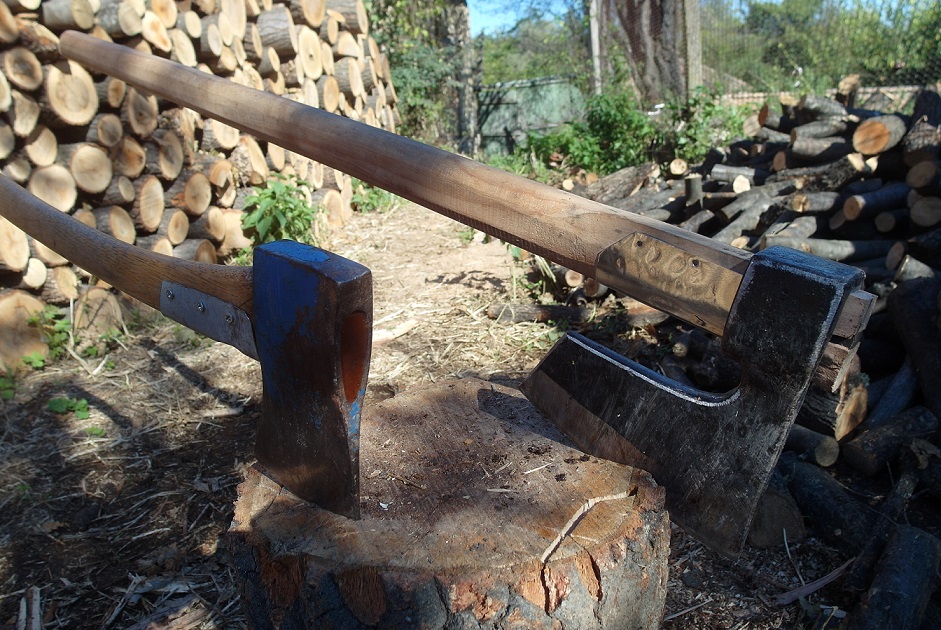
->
[554,84,941,625]
[0,0,399,370]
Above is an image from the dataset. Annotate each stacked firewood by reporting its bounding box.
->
[0,0,399,369]
[565,84,941,626]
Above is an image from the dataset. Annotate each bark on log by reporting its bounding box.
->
[95,76,126,109]
[0,289,47,372]
[157,208,189,245]
[40,265,78,304]
[889,275,941,420]
[228,378,669,629]
[85,112,123,148]
[164,169,211,217]
[92,205,135,243]
[200,117,239,151]
[15,17,59,63]
[172,238,216,263]
[846,525,941,630]
[1,255,45,289]
[333,56,363,98]
[487,303,593,324]
[97,0,143,37]
[784,424,839,467]
[100,174,134,206]
[134,234,173,255]
[109,135,146,178]
[842,181,910,221]
[789,118,849,141]
[844,406,939,476]
[256,5,297,57]
[797,95,847,121]
[796,372,868,440]
[0,214,29,272]
[230,134,268,186]
[760,236,895,263]
[791,191,840,214]
[286,0,326,28]
[185,205,224,243]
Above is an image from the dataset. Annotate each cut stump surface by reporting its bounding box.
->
[229,378,668,629]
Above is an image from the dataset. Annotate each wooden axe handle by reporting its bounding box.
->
[59,31,749,336]
[0,176,254,315]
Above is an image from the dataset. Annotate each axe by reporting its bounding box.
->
[54,32,874,555]
[0,177,372,520]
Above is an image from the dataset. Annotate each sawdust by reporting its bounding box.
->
[0,201,907,628]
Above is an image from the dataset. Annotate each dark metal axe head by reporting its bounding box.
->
[521,246,864,556]
[251,240,372,519]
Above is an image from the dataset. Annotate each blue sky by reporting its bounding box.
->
[466,0,570,36]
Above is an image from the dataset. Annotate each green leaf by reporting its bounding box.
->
[47,397,70,414]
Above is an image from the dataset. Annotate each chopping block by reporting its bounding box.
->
[227,379,669,629]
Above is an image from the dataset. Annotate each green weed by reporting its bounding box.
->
[47,397,90,420]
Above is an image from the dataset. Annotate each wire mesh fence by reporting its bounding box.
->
[699,0,941,108]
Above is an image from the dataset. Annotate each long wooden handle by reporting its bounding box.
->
[59,31,748,335]
[0,176,254,314]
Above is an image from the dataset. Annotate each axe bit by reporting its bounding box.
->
[0,177,371,520]
[54,32,877,555]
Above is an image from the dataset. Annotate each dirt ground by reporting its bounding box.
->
[0,201,929,628]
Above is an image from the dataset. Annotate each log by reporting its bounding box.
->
[487,303,593,324]
[109,135,146,178]
[846,525,941,629]
[143,128,184,181]
[286,0,326,28]
[134,234,173,255]
[15,17,59,63]
[8,89,40,137]
[797,95,847,121]
[904,225,941,268]
[168,28,197,67]
[95,76,126,109]
[200,117,239,151]
[85,112,123,148]
[0,289,47,371]
[910,197,941,228]
[789,118,848,140]
[256,5,297,57]
[853,115,908,155]
[217,207,253,256]
[1,154,30,182]
[92,205,135,243]
[1,256,45,289]
[784,424,838,467]
[316,74,339,113]
[781,457,875,557]
[759,236,895,263]
[0,214,29,272]
[40,265,78,305]
[331,29,360,59]
[310,186,345,227]
[97,0,143,37]
[329,0,367,35]
[843,406,939,476]
[1,46,43,91]
[195,22,223,60]
[172,238,216,263]
[789,137,853,164]
[27,163,75,211]
[889,275,941,419]
[0,3,16,44]
[228,378,669,628]
[41,60,98,128]
[902,86,941,166]
[766,152,870,191]
[746,468,806,548]
[41,0,94,31]
[229,135,269,186]
[149,0,178,28]
[185,205,224,243]
[0,70,9,113]
[795,372,867,440]
[58,142,112,194]
[177,10,202,39]
[842,181,910,221]
[129,174,165,233]
[122,86,158,138]
[156,208,189,245]
[28,236,67,266]
[296,25,322,81]
[100,174,135,206]
[906,160,941,195]
[23,124,56,167]
[220,0,247,40]
[164,169,211,217]
[790,191,841,214]
[333,56,364,98]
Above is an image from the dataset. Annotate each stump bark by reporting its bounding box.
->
[228,378,669,629]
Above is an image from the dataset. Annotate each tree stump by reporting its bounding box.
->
[228,378,669,629]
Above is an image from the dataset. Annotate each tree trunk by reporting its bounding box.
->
[227,378,669,629]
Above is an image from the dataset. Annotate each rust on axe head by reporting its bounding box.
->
[522,246,865,557]
[252,241,372,519]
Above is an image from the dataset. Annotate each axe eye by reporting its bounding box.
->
[340,311,370,403]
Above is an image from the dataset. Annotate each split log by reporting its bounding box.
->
[129,174,165,233]
[26,163,75,211]
[795,372,867,440]
[889,275,941,419]
[853,115,908,155]
[195,22,223,60]
[0,289,47,372]
[173,238,216,263]
[92,205,136,243]
[22,124,56,166]
[186,205,224,243]
[846,525,941,629]
[0,215,29,272]
[747,468,806,548]
[149,0,178,29]
[164,169,211,217]
[784,424,838,467]
[228,378,668,629]
[140,11,172,52]
[843,406,939,476]
[40,265,78,304]
[109,135,146,178]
